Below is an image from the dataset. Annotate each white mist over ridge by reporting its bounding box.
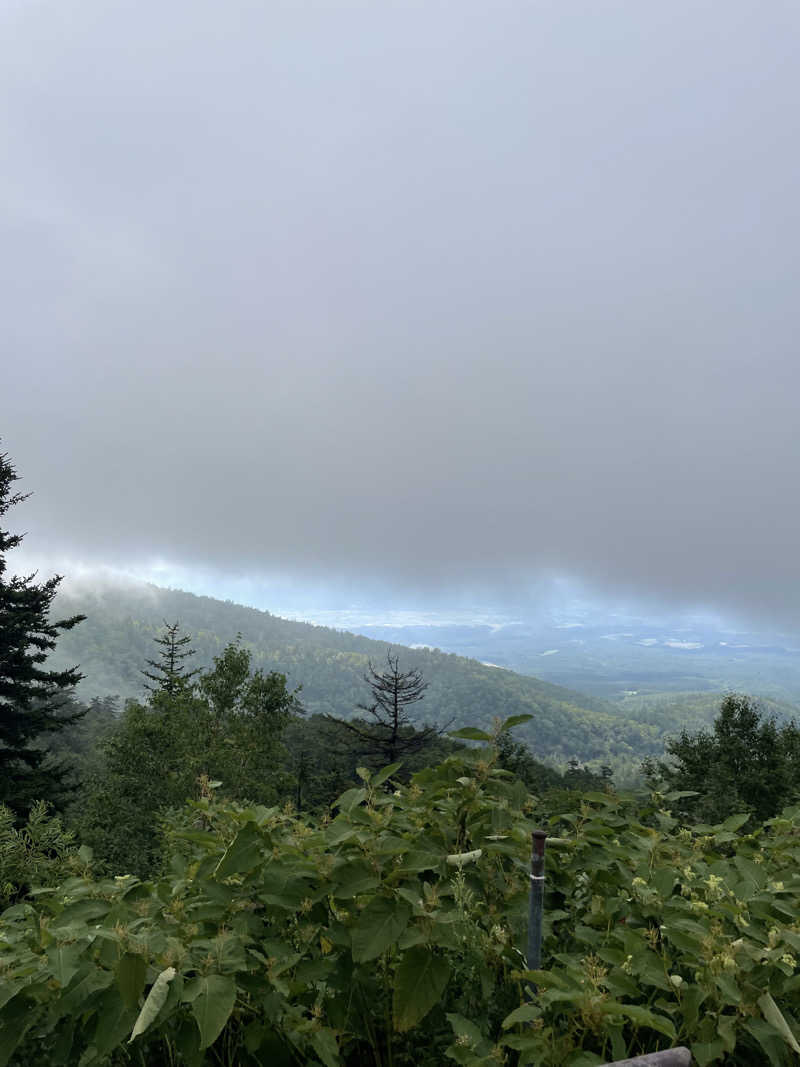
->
[13,550,762,638]
[15,550,800,703]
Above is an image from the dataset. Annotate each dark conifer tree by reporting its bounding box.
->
[326,651,448,766]
[0,450,85,814]
[141,620,199,695]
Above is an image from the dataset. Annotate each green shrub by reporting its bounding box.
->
[1,725,800,1065]
[0,801,87,908]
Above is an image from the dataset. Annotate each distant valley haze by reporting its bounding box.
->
[15,553,800,708]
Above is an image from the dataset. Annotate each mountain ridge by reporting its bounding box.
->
[48,580,676,764]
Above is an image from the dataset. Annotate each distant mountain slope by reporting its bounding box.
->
[355,617,800,704]
[51,581,669,762]
[617,690,800,734]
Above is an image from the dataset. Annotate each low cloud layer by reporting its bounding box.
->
[4,1,800,624]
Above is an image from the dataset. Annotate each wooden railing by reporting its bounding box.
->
[601,1049,692,1066]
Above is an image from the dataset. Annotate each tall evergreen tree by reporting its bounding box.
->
[0,450,85,814]
[141,620,199,695]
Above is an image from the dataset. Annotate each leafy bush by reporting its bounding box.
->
[2,727,800,1064]
[0,801,87,908]
[643,693,800,826]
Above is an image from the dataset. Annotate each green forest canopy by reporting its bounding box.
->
[49,580,776,773]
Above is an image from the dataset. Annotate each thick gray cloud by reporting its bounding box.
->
[3,0,800,622]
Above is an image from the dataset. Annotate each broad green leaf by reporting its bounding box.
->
[600,1001,676,1040]
[758,992,800,1054]
[332,859,380,898]
[175,830,221,847]
[502,1003,540,1029]
[393,947,450,1032]
[351,896,411,962]
[608,1025,627,1064]
[373,833,411,858]
[635,954,673,992]
[324,821,358,847]
[116,953,147,1010]
[499,714,534,732]
[53,1021,74,1064]
[679,983,706,1034]
[720,812,751,833]
[47,942,85,987]
[396,850,441,873]
[717,1013,737,1054]
[0,996,33,1067]
[397,925,428,950]
[310,1028,340,1067]
[742,1020,784,1067]
[733,854,767,889]
[89,989,137,1059]
[296,958,336,983]
[0,983,24,1016]
[651,866,675,899]
[449,728,492,741]
[258,870,316,909]
[513,969,570,990]
[446,1013,486,1044]
[501,1034,548,1053]
[334,787,367,813]
[213,822,262,879]
[445,1013,493,1063]
[692,1038,727,1067]
[52,899,110,928]
[714,973,740,1007]
[181,979,204,1003]
[244,1022,265,1054]
[59,967,114,1015]
[190,974,237,1050]
[174,1017,203,1067]
[372,761,403,788]
[129,967,177,1043]
[270,952,303,978]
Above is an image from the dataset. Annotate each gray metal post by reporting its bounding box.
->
[527,829,547,972]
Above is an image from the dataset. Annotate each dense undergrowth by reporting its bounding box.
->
[2,723,800,1065]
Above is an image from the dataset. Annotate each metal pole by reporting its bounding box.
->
[527,829,547,972]
[600,1049,691,1067]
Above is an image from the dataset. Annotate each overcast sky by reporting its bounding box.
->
[3,1,800,623]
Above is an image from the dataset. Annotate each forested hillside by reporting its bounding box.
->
[617,690,800,734]
[50,581,664,764]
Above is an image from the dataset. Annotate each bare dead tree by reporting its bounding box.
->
[325,651,450,766]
